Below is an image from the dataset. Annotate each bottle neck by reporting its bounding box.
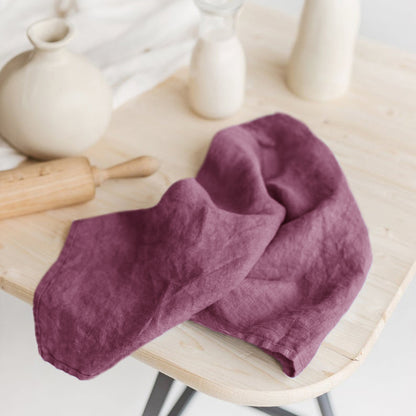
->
[199,12,236,41]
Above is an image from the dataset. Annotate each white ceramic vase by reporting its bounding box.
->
[0,18,112,160]
[286,0,360,101]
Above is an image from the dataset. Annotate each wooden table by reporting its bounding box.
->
[1,2,416,408]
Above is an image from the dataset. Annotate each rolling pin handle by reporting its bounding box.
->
[92,156,160,187]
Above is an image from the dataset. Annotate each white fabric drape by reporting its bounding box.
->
[0,0,199,170]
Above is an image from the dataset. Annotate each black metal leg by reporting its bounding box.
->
[317,393,335,416]
[253,393,335,416]
[252,405,300,416]
[141,372,335,416]
[167,387,197,416]
[141,372,174,416]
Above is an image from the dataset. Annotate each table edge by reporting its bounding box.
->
[132,260,416,406]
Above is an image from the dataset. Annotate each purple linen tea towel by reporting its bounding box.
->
[34,113,372,380]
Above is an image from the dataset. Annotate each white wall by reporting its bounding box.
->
[256,0,416,52]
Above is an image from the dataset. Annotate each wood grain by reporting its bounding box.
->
[1,1,416,406]
[0,157,95,220]
[0,156,159,219]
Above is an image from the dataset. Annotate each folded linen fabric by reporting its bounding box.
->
[34,113,372,379]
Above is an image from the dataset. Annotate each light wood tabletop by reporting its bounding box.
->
[1,2,416,407]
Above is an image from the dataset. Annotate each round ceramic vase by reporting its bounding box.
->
[0,18,112,160]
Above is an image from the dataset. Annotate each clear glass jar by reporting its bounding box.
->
[189,0,246,119]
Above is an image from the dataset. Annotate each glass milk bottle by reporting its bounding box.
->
[189,0,246,119]
[287,0,360,101]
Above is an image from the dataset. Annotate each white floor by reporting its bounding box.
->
[1,1,416,415]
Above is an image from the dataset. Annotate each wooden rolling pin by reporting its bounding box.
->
[0,155,160,220]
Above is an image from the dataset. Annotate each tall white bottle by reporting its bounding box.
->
[287,0,361,101]
[189,0,246,119]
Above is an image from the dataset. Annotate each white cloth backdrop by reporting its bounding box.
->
[0,0,199,170]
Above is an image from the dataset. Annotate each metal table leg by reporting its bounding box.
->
[141,372,335,416]
[141,372,174,416]
[317,393,335,416]
[167,387,197,416]
[252,405,300,416]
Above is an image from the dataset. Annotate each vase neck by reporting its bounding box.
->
[27,18,74,53]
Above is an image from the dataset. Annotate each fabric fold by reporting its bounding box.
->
[34,113,372,379]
